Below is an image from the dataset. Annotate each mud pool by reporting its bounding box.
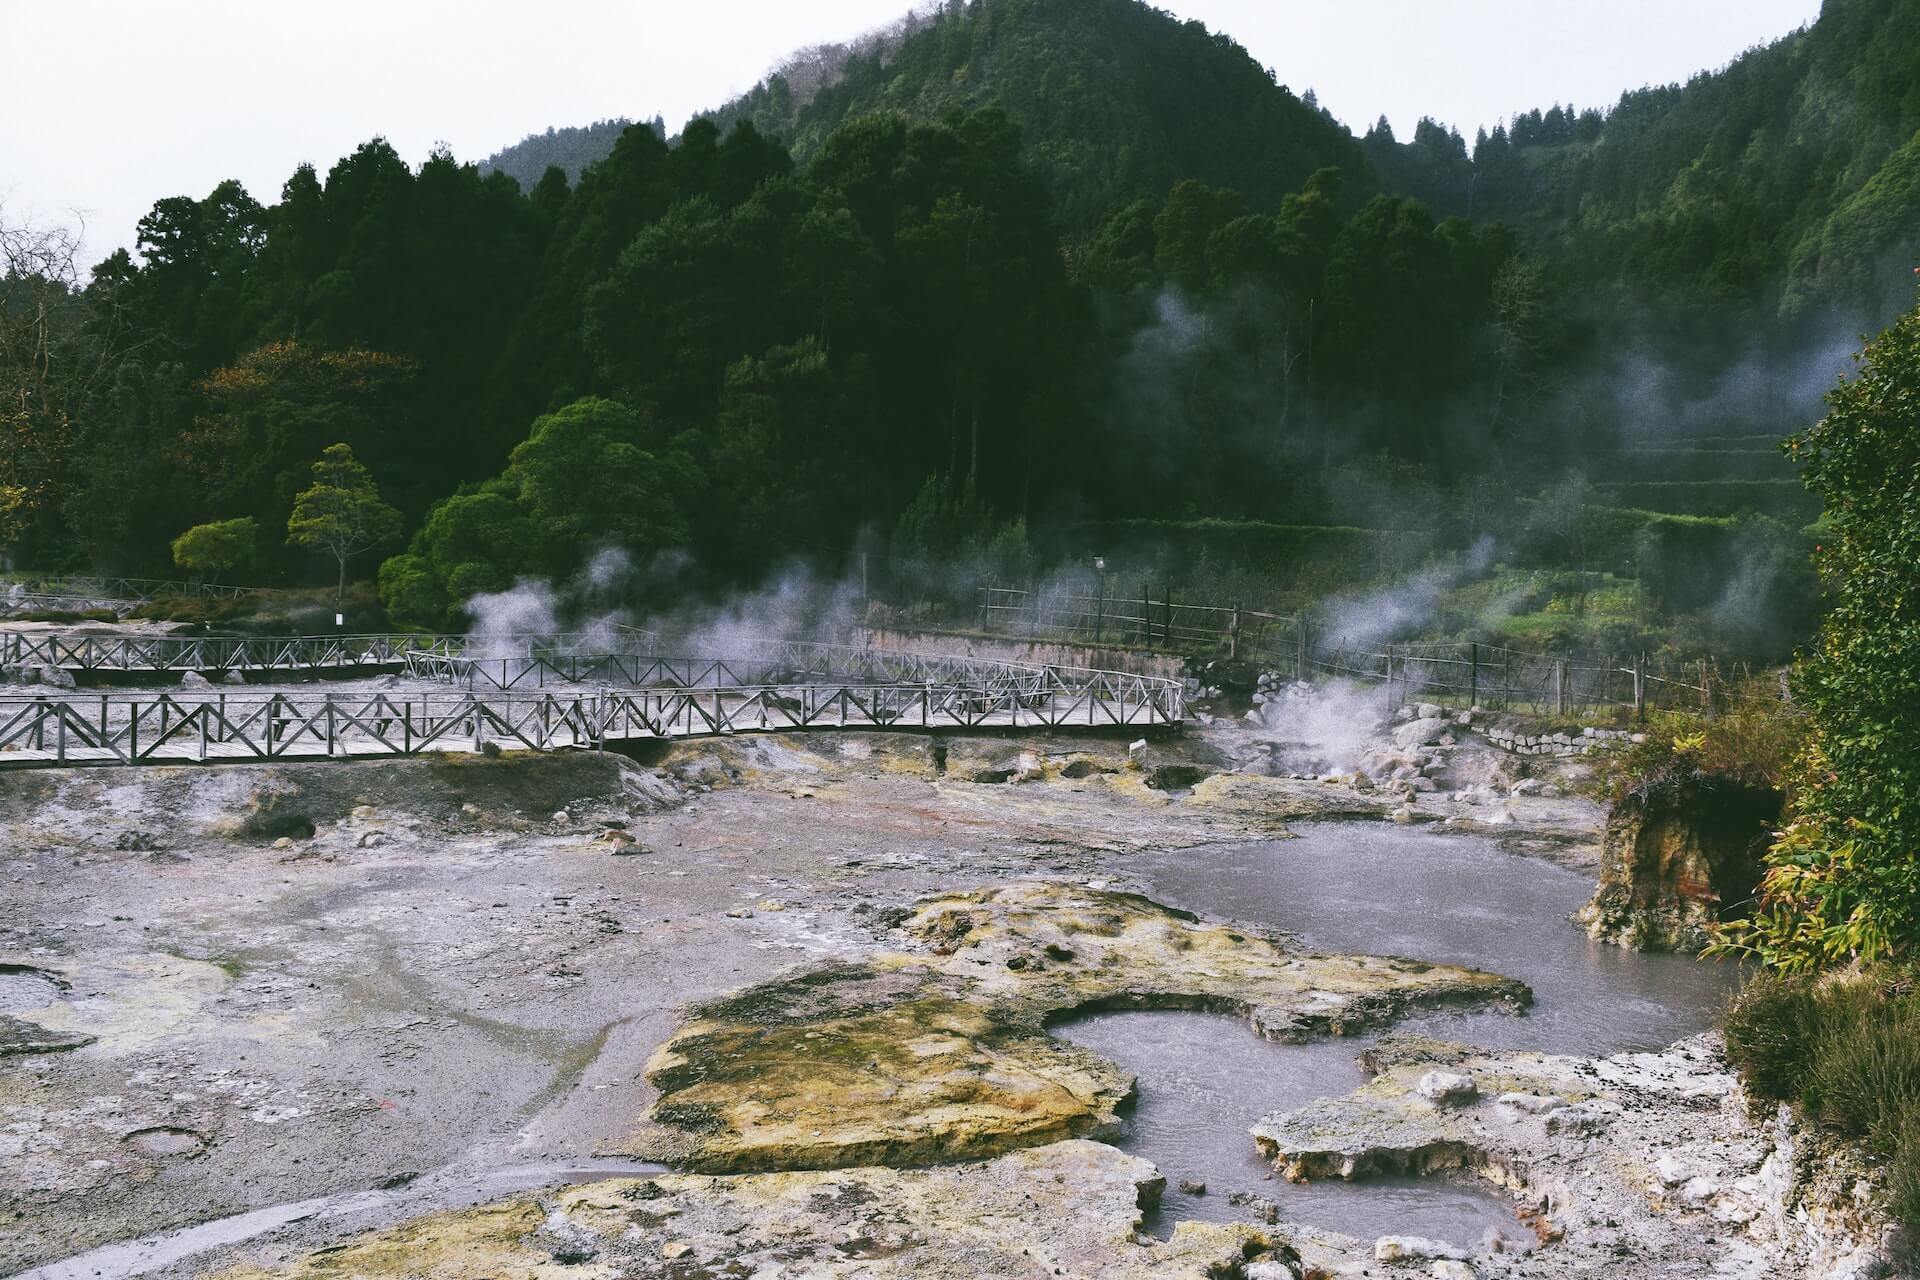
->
[1054,822,1744,1240]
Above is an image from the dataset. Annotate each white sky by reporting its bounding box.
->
[1,0,1821,267]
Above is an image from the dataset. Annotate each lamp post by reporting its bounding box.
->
[1093,556,1107,642]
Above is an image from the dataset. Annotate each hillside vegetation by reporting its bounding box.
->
[8,0,1916,660]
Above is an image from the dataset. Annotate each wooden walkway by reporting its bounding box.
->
[0,653,1185,770]
[1,629,660,676]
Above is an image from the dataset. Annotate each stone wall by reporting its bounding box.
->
[1483,723,1639,757]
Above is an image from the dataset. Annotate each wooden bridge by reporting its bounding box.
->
[0,641,1184,768]
[0,629,660,677]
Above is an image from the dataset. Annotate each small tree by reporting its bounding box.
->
[171,517,257,584]
[1714,292,1920,970]
[287,444,402,603]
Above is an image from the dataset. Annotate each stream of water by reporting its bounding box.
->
[1052,822,1744,1243]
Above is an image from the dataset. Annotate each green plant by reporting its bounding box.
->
[1716,295,1920,970]
[1803,981,1920,1138]
[170,517,258,584]
[1722,972,1823,1099]
[1722,969,1920,1238]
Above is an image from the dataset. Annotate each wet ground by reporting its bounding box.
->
[1055,823,1744,1240]
[0,716,1686,1278]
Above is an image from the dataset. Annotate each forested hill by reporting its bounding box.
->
[694,0,1367,229]
[9,0,1919,661]
[483,118,659,189]
[1454,0,1920,328]
[501,0,1920,328]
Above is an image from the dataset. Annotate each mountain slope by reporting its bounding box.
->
[483,118,655,189]
[1465,0,1920,325]
[697,0,1367,228]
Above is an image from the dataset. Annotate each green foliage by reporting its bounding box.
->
[375,553,448,631]
[1721,972,1825,1099]
[890,472,1034,602]
[1714,294,1920,971]
[700,0,1367,230]
[286,444,402,600]
[1604,689,1804,801]
[9,0,1900,633]
[379,398,697,622]
[170,517,256,582]
[1723,970,1920,1238]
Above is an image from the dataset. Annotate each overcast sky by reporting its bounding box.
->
[2,0,1821,267]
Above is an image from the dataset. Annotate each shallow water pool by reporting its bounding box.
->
[1052,823,1744,1240]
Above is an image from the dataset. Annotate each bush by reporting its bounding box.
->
[1722,973,1823,1099]
[1604,681,1803,802]
[1718,295,1920,971]
[1805,983,1920,1142]
[1723,969,1920,1239]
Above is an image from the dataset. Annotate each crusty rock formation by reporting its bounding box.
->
[633,882,1529,1173]
[1250,1033,1894,1279]
[1575,773,1781,951]
[211,1139,1296,1280]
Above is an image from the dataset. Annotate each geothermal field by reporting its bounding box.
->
[0,614,1890,1280]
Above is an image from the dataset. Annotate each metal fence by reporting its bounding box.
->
[1310,640,1732,718]
[975,585,1302,661]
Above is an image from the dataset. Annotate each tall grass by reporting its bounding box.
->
[1724,971,1920,1240]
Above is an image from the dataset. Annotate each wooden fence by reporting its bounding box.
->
[0,574,283,604]
[971,584,1755,719]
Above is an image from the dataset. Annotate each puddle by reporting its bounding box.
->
[1054,1009,1516,1241]
[1052,824,1743,1245]
[126,1126,205,1158]
[0,964,64,1013]
[1133,824,1742,1055]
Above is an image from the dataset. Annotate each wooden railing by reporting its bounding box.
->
[0,627,660,675]
[0,642,1184,768]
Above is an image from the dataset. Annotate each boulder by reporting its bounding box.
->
[180,670,213,689]
[1415,1070,1478,1105]
[1391,717,1451,751]
[1375,1236,1468,1263]
[37,664,76,690]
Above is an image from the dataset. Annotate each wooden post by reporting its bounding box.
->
[1633,653,1646,721]
[1553,657,1567,717]
[1385,644,1395,711]
[1469,642,1479,708]
[1228,605,1241,661]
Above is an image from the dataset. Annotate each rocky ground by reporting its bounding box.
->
[0,676,1892,1279]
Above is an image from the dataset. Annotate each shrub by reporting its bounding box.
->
[1722,973,1823,1100]
[1719,293,1920,970]
[1805,982,1920,1142]
[1723,969,1920,1239]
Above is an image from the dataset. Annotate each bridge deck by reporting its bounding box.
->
[0,686,1177,770]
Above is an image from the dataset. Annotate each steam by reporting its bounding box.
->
[1318,537,1497,650]
[460,546,644,656]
